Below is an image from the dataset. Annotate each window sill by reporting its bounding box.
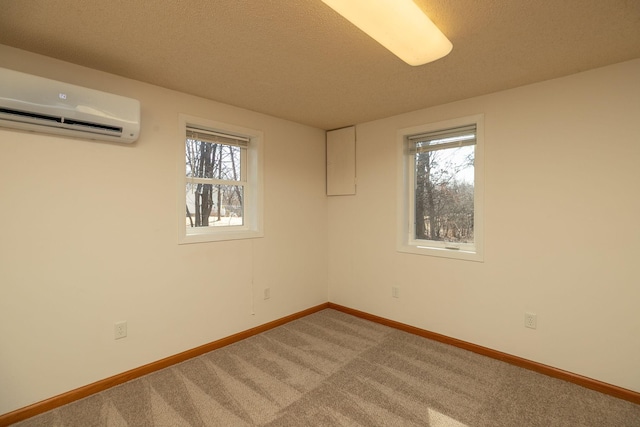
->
[179,228,263,244]
[397,243,483,262]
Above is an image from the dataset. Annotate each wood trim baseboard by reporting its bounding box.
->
[0,302,330,427]
[327,302,640,405]
[3,301,637,426]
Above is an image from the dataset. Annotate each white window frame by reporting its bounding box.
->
[178,114,263,244]
[397,114,484,262]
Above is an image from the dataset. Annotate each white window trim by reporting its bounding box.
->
[396,114,484,262]
[178,113,264,244]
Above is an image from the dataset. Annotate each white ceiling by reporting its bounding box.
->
[1,0,639,130]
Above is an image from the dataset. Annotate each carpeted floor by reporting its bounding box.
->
[12,309,640,426]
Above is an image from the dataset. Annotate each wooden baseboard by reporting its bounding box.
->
[3,301,638,426]
[327,302,640,405]
[0,303,330,427]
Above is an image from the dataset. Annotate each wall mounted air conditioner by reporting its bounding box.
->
[0,67,140,143]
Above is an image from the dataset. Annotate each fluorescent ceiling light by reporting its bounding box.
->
[321,0,452,66]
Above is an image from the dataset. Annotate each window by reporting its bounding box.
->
[178,114,263,244]
[397,114,483,261]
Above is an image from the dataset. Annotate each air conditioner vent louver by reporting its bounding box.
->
[60,118,122,134]
[0,67,140,143]
[0,107,62,125]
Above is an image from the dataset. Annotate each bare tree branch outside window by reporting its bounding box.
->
[185,138,244,228]
[414,145,474,243]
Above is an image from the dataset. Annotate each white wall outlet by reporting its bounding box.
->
[392,287,400,298]
[524,312,537,329]
[264,288,271,300]
[114,321,127,339]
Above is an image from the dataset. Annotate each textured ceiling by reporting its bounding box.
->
[0,0,639,130]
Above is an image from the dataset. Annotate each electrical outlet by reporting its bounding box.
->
[114,321,127,339]
[392,287,400,298]
[264,288,271,300]
[524,313,537,329]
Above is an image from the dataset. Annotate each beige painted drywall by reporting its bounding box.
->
[0,45,328,414]
[1,44,639,416]
[328,59,640,393]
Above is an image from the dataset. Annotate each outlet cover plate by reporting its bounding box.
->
[524,313,537,329]
[114,321,128,339]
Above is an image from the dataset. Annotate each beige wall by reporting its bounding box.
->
[0,45,328,414]
[1,43,639,415]
[328,59,640,393]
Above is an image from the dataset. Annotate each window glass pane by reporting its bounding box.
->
[185,139,242,181]
[186,184,244,228]
[414,144,474,243]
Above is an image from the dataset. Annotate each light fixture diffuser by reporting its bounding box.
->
[321,0,452,66]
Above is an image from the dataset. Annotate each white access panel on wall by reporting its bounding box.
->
[326,126,356,195]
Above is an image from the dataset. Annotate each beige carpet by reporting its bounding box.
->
[13,309,640,426]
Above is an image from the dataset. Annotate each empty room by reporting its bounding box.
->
[0,0,639,425]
